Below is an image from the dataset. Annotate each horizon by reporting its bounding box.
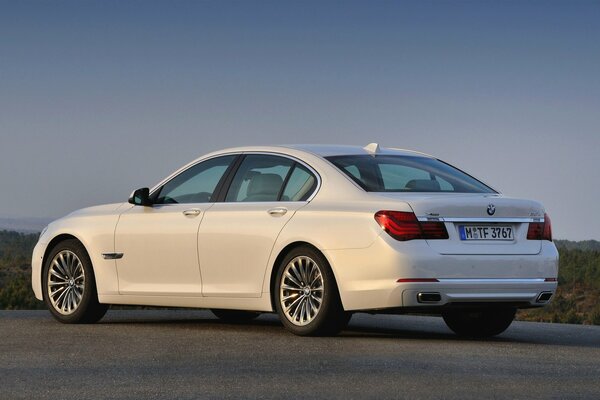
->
[1,215,599,243]
[1,1,599,240]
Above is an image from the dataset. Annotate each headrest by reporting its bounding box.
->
[247,173,283,196]
[405,179,441,192]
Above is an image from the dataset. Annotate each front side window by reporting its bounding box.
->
[326,155,495,193]
[154,155,236,204]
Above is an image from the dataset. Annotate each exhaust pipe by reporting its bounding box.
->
[536,292,553,303]
[417,292,442,303]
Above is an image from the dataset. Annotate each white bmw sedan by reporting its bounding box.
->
[32,144,558,337]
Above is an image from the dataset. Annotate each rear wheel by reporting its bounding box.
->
[42,239,108,324]
[274,246,350,336]
[211,309,260,323]
[442,307,516,338]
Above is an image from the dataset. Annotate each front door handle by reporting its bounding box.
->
[267,207,288,217]
[183,208,202,217]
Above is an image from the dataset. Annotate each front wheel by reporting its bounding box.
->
[442,307,516,338]
[42,239,108,324]
[274,246,350,336]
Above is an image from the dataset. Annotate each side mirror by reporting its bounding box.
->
[128,188,152,206]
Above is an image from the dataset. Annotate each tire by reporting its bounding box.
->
[274,246,350,336]
[442,307,516,338]
[211,309,260,323]
[42,239,108,324]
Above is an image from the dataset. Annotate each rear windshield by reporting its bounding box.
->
[326,155,496,193]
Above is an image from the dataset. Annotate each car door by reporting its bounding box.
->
[114,154,238,296]
[198,154,319,297]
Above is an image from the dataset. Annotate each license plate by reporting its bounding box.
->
[459,225,514,241]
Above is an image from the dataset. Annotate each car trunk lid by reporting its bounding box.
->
[375,193,544,255]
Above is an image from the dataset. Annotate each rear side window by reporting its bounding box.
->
[326,155,495,193]
[226,155,294,202]
[281,164,317,201]
[225,155,319,202]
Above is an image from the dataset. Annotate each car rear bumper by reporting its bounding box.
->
[399,278,557,307]
[323,234,559,311]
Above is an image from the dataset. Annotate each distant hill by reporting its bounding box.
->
[0,218,53,233]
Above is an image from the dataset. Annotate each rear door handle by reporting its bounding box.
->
[183,208,202,217]
[267,207,288,217]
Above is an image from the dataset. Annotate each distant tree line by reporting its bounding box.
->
[554,239,600,252]
[518,240,600,325]
[0,231,45,309]
[1,230,599,324]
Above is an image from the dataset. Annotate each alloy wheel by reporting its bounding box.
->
[47,250,85,315]
[279,256,324,326]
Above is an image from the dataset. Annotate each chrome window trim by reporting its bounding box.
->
[149,151,322,204]
[417,217,543,223]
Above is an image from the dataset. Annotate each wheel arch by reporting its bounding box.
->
[42,234,95,291]
[41,232,110,323]
[269,241,341,311]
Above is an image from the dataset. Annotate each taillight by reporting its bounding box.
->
[543,213,552,241]
[527,222,543,240]
[527,213,552,241]
[374,210,449,241]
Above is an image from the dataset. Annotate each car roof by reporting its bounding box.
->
[199,143,435,164]
[282,144,434,158]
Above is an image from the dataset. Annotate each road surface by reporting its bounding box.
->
[1,310,599,399]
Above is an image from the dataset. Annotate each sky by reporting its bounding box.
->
[0,1,599,240]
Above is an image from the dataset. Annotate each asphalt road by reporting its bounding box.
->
[1,310,599,399]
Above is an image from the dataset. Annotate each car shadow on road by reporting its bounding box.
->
[342,319,528,344]
[341,317,600,348]
[97,310,600,348]
[342,319,600,348]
